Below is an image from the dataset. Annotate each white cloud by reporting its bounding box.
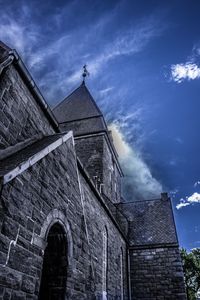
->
[109,123,162,200]
[176,202,190,209]
[188,192,200,203]
[171,63,200,83]
[170,42,200,83]
[176,192,200,209]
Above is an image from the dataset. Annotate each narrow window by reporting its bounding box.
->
[102,227,108,299]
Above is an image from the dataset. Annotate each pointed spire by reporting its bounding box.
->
[82,64,89,84]
[53,83,102,123]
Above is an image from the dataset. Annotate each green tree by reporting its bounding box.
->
[181,248,200,300]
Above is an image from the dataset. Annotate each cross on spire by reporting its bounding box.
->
[82,65,89,84]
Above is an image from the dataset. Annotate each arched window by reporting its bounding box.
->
[39,223,67,300]
[102,227,108,300]
[120,248,124,300]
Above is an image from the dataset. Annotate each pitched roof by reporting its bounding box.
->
[53,82,103,123]
[0,132,73,184]
[117,196,178,247]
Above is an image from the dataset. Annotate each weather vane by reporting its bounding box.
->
[82,64,90,84]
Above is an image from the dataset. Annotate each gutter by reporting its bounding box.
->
[0,49,59,132]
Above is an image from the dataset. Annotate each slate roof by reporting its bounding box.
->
[53,82,103,123]
[0,133,69,178]
[117,197,178,247]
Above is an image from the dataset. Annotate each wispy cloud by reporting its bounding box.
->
[175,137,183,144]
[109,123,162,200]
[67,16,165,84]
[176,192,200,209]
[194,181,200,187]
[0,18,40,58]
[0,2,115,98]
[99,87,114,96]
[0,2,166,107]
[106,106,146,148]
[169,159,177,166]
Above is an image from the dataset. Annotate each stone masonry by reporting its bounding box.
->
[130,247,186,300]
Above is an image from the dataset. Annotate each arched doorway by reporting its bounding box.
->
[39,223,68,300]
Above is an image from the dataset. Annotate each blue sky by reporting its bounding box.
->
[0,0,200,250]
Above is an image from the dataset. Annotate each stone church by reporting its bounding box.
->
[0,41,186,299]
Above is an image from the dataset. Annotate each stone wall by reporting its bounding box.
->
[75,134,121,204]
[0,137,128,299]
[102,138,121,203]
[75,135,104,187]
[0,64,55,150]
[79,172,128,300]
[129,246,186,300]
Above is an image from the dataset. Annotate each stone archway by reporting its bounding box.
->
[38,222,67,300]
[32,209,73,272]
[32,209,73,299]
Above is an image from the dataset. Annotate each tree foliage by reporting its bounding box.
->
[181,248,200,300]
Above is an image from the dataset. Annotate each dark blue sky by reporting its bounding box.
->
[0,0,200,250]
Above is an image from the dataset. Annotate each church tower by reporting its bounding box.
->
[53,80,123,203]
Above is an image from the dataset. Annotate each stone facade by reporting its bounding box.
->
[75,134,121,203]
[0,41,186,299]
[0,63,54,151]
[129,246,186,300]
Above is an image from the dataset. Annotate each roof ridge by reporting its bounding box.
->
[83,84,103,116]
